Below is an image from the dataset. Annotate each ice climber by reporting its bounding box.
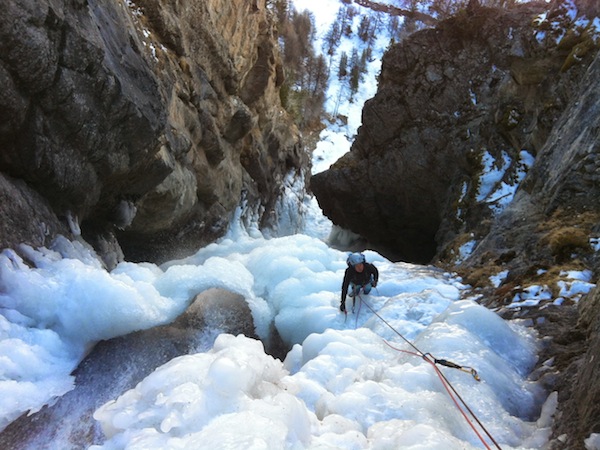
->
[340,252,378,313]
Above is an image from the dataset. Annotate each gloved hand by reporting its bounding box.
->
[340,303,346,312]
[372,281,377,288]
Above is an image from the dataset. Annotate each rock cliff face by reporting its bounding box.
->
[311,1,598,264]
[0,0,306,266]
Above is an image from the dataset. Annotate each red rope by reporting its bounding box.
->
[383,340,495,450]
[348,294,501,448]
[359,298,502,449]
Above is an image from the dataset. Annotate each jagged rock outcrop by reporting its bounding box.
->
[542,285,600,449]
[460,46,600,284]
[311,1,598,264]
[462,32,600,450]
[0,0,307,266]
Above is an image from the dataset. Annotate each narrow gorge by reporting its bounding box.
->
[1,0,599,448]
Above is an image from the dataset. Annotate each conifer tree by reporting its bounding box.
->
[323,21,341,56]
[338,51,348,79]
[349,48,360,101]
[273,4,327,131]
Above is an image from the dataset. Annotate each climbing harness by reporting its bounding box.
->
[342,285,364,324]
[358,296,502,450]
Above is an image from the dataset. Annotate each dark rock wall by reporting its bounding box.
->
[467,37,600,450]
[0,0,307,265]
[311,1,597,264]
[549,286,600,449]
[464,48,600,279]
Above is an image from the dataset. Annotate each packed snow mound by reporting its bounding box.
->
[91,303,549,450]
[2,230,554,448]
